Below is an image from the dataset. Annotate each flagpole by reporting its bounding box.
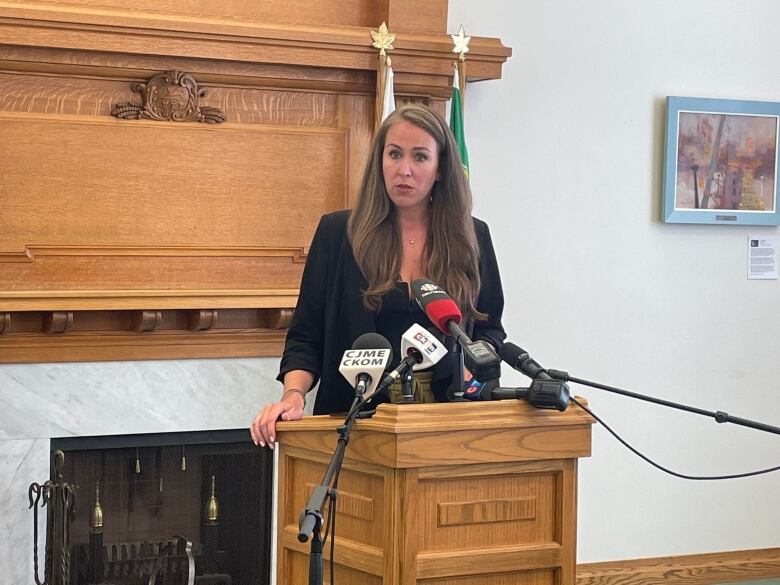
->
[450,25,471,178]
[375,54,386,131]
[457,57,466,114]
[370,22,395,131]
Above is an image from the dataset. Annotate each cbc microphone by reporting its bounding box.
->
[376,323,447,393]
[410,278,501,381]
[339,333,393,400]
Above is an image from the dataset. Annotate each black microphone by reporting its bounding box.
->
[376,352,423,395]
[499,342,551,380]
[464,378,570,411]
[410,278,501,382]
[497,342,571,410]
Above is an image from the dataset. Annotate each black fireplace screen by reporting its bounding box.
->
[50,429,273,585]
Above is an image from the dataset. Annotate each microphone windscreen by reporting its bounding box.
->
[498,342,526,367]
[352,332,393,359]
[410,278,462,335]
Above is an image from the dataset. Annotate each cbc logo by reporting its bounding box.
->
[420,283,439,293]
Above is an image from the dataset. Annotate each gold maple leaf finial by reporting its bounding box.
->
[451,25,471,61]
[371,22,395,57]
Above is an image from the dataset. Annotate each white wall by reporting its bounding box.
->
[448,0,780,562]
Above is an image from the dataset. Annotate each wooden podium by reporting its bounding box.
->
[275,400,593,585]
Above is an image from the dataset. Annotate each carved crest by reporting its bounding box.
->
[112,70,225,124]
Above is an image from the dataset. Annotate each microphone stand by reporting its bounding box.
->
[547,369,780,436]
[297,394,368,585]
[401,369,416,402]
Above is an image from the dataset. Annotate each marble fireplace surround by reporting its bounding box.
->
[0,357,293,584]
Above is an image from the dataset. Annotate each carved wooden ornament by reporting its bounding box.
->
[43,312,74,334]
[112,70,225,124]
[0,313,10,335]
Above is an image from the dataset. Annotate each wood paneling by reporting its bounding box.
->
[577,547,780,585]
[0,113,346,247]
[0,0,510,362]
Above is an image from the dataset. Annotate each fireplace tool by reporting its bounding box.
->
[28,449,76,585]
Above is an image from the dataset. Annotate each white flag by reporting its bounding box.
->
[380,60,396,122]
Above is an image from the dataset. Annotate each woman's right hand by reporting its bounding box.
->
[250,390,305,448]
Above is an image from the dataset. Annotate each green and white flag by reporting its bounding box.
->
[449,66,469,179]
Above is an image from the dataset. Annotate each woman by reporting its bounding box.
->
[250,104,505,448]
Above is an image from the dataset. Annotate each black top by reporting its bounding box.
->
[277,210,506,415]
[374,282,433,370]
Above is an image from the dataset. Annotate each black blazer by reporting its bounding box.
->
[277,210,506,414]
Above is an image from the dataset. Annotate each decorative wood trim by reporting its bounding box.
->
[0,245,308,263]
[188,309,217,331]
[437,497,536,527]
[0,330,286,362]
[417,543,561,579]
[0,290,299,311]
[43,311,74,333]
[0,312,10,334]
[0,307,290,362]
[132,310,162,332]
[577,547,780,585]
[0,6,511,88]
[266,308,294,330]
[111,70,225,123]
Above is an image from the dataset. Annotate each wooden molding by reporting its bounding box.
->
[0,245,309,264]
[0,290,299,311]
[0,312,10,334]
[132,310,162,332]
[0,5,511,88]
[188,309,217,331]
[0,308,288,362]
[43,311,74,333]
[577,547,780,585]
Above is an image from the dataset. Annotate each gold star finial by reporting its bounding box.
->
[371,22,395,57]
[451,25,471,61]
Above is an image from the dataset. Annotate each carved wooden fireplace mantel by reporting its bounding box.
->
[0,0,510,363]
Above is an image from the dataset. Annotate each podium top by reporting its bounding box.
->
[277,399,593,468]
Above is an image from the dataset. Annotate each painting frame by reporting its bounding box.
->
[662,96,780,225]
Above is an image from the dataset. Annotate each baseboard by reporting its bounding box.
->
[577,548,780,585]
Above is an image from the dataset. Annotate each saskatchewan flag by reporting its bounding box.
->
[449,66,469,179]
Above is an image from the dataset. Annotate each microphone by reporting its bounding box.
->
[464,378,570,411]
[338,333,393,400]
[499,342,551,380]
[495,341,571,410]
[410,278,501,382]
[376,323,447,394]
[400,323,447,370]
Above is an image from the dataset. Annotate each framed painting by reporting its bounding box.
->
[663,96,780,225]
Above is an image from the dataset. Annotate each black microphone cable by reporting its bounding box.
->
[570,397,780,480]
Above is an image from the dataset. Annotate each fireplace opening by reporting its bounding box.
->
[49,429,273,585]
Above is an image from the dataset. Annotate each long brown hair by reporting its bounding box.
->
[347,104,484,320]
